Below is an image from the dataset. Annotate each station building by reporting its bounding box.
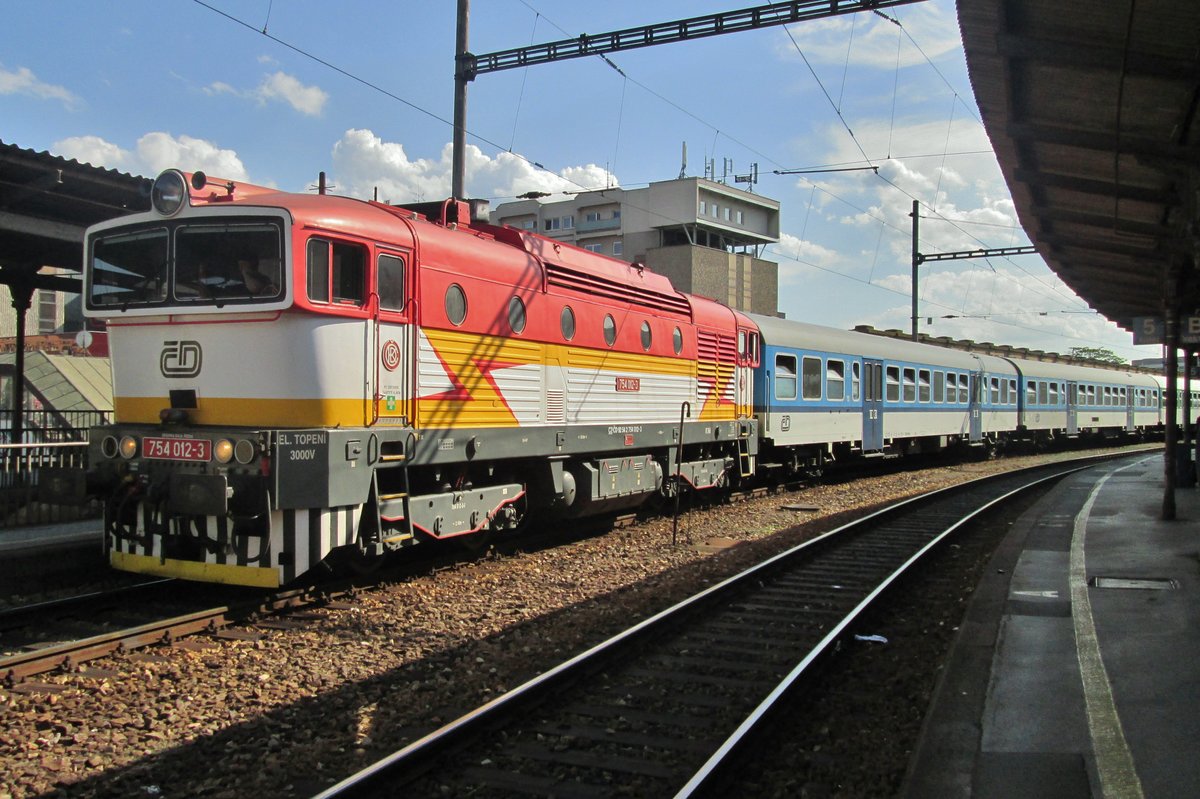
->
[491,177,782,317]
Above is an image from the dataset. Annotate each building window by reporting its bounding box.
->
[711,204,718,218]
[698,201,706,215]
[724,207,731,221]
[613,241,623,256]
[585,211,601,223]
[37,290,58,334]
[584,243,603,253]
[736,210,744,224]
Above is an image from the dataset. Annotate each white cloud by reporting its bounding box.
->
[204,71,327,116]
[331,129,618,203]
[775,3,962,69]
[0,64,81,110]
[255,71,327,116]
[51,132,248,181]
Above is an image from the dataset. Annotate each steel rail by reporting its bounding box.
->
[0,585,325,684]
[315,452,1139,798]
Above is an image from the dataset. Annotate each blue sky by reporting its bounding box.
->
[2,0,1155,360]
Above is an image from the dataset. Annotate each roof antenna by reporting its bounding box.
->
[679,142,687,179]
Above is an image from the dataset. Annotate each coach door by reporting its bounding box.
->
[968,365,984,442]
[373,251,413,426]
[862,358,884,451]
[1066,382,1079,435]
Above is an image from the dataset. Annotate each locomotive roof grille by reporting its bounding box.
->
[544,262,692,318]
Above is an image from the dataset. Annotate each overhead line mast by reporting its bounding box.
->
[451,0,925,198]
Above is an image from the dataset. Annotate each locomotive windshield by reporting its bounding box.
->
[89,218,283,309]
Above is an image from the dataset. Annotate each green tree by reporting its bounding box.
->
[1068,346,1126,365]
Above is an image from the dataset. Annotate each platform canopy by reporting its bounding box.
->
[0,140,150,294]
[958,0,1199,331]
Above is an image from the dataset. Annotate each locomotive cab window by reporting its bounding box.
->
[308,238,366,306]
[377,254,406,312]
[775,354,798,400]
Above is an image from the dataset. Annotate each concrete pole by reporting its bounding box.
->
[910,200,920,340]
[451,0,470,200]
[1164,314,1179,520]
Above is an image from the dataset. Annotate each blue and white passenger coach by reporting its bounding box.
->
[750,314,1027,472]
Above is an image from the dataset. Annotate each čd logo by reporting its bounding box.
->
[161,340,203,378]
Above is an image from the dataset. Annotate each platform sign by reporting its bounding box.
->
[1132,316,1200,346]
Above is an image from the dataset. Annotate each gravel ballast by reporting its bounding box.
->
[0,446,1156,798]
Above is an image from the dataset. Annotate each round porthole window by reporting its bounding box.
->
[508,296,527,333]
[640,320,653,350]
[673,326,683,355]
[603,314,617,347]
[560,306,576,340]
[445,284,467,326]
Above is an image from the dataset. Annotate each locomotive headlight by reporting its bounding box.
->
[119,436,138,459]
[214,439,234,464]
[233,439,256,464]
[100,436,119,459]
[151,170,188,216]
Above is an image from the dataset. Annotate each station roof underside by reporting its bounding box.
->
[958,0,1199,331]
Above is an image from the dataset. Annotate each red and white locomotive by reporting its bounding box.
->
[79,169,760,586]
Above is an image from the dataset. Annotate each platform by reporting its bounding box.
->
[0,518,102,554]
[904,453,1200,798]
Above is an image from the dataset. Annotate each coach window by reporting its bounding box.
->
[802,357,822,400]
[902,367,916,402]
[1049,382,1060,405]
[918,369,931,403]
[603,314,617,346]
[959,375,970,404]
[560,306,576,340]
[885,366,900,402]
[445,284,467,326]
[1009,379,1017,404]
[377,254,406,312]
[1038,382,1048,405]
[508,296,527,334]
[934,371,945,403]
[827,360,845,401]
[640,320,653,350]
[673,326,683,355]
[775,354,798,400]
[1027,381,1037,405]
[990,377,1000,404]
[1000,379,1009,405]
[851,362,861,401]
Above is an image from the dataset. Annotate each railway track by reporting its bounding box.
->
[0,581,350,686]
[315,455,1122,799]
